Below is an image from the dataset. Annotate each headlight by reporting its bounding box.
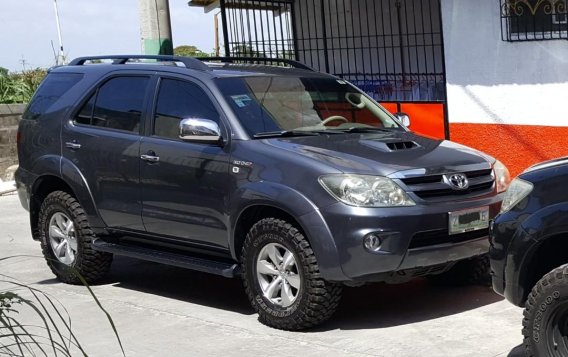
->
[493,160,511,193]
[319,175,415,207]
[500,178,533,213]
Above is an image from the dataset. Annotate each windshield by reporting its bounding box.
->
[216,76,402,137]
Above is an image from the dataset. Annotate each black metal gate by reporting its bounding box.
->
[294,0,446,103]
[219,0,447,103]
[220,0,295,58]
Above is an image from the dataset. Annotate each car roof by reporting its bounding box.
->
[53,55,335,80]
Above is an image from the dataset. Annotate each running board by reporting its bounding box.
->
[92,239,240,278]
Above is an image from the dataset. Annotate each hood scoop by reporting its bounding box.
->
[359,139,421,152]
[385,141,419,151]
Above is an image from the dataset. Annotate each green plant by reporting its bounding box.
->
[0,69,47,104]
[174,45,210,58]
[0,257,124,356]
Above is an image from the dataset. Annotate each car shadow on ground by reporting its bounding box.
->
[507,344,525,356]
[314,277,502,331]
[37,255,505,330]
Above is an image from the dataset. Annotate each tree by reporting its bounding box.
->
[0,67,8,77]
[174,45,208,58]
[231,43,260,57]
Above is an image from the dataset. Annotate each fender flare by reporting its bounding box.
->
[30,156,105,229]
[229,181,347,281]
[505,203,568,305]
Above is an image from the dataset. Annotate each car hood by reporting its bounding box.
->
[523,156,568,174]
[261,131,494,176]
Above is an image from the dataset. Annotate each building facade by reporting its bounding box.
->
[190,0,568,176]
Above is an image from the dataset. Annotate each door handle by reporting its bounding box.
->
[140,153,160,163]
[65,141,81,150]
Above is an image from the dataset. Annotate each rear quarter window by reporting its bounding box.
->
[22,72,83,120]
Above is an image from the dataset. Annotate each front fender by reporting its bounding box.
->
[504,203,568,305]
[230,181,347,281]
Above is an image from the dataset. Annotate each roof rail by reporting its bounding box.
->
[68,55,211,71]
[197,57,314,71]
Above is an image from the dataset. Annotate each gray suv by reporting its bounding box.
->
[16,55,509,330]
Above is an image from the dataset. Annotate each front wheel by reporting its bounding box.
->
[523,264,568,357]
[241,218,342,330]
[38,191,112,284]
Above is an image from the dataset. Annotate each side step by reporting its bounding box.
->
[92,239,240,278]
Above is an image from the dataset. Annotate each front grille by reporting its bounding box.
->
[409,228,489,249]
[400,169,494,200]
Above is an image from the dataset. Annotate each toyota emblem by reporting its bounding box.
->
[445,173,469,190]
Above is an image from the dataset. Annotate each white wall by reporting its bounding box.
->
[441,0,568,126]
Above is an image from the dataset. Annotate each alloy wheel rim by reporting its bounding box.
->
[256,242,301,308]
[48,212,78,265]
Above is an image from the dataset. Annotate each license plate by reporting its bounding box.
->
[448,206,489,235]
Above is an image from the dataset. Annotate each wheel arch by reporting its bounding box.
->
[518,233,568,304]
[230,182,347,281]
[507,203,568,305]
[29,158,105,240]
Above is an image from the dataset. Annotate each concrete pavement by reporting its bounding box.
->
[0,193,525,356]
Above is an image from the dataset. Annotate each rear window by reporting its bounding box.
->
[22,72,83,120]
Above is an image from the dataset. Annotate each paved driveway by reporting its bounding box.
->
[0,193,525,356]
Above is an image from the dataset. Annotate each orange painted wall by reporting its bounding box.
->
[380,102,446,139]
[450,123,568,177]
[400,103,446,140]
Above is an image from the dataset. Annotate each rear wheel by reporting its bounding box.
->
[241,218,342,330]
[523,264,568,357]
[38,191,112,284]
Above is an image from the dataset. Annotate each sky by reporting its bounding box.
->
[0,0,216,72]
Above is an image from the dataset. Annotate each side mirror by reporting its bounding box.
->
[179,118,222,144]
[394,112,411,127]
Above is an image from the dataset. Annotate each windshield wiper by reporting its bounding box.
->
[253,130,322,139]
[340,127,394,133]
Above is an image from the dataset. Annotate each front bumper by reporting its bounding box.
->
[318,194,502,281]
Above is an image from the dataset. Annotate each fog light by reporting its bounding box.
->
[363,233,383,252]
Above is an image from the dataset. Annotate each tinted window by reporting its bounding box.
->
[80,76,149,133]
[74,94,95,125]
[23,73,83,120]
[154,79,219,139]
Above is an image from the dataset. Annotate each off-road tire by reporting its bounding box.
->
[38,191,112,284]
[523,264,568,357]
[241,218,342,330]
[428,254,491,286]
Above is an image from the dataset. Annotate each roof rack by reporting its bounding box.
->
[68,55,211,71]
[197,57,314,71]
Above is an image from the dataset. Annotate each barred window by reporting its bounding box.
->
[501,0,568,41]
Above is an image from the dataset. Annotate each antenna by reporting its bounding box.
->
[53,0,66,65]
[19,56,28,71]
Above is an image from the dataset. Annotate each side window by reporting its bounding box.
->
[75,94,94,125]
[153,78,220,140]
[74,76,149,133]
[23,73,83,120]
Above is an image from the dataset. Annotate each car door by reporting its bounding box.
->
[62,74,152,230]
[139,76,231,248]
